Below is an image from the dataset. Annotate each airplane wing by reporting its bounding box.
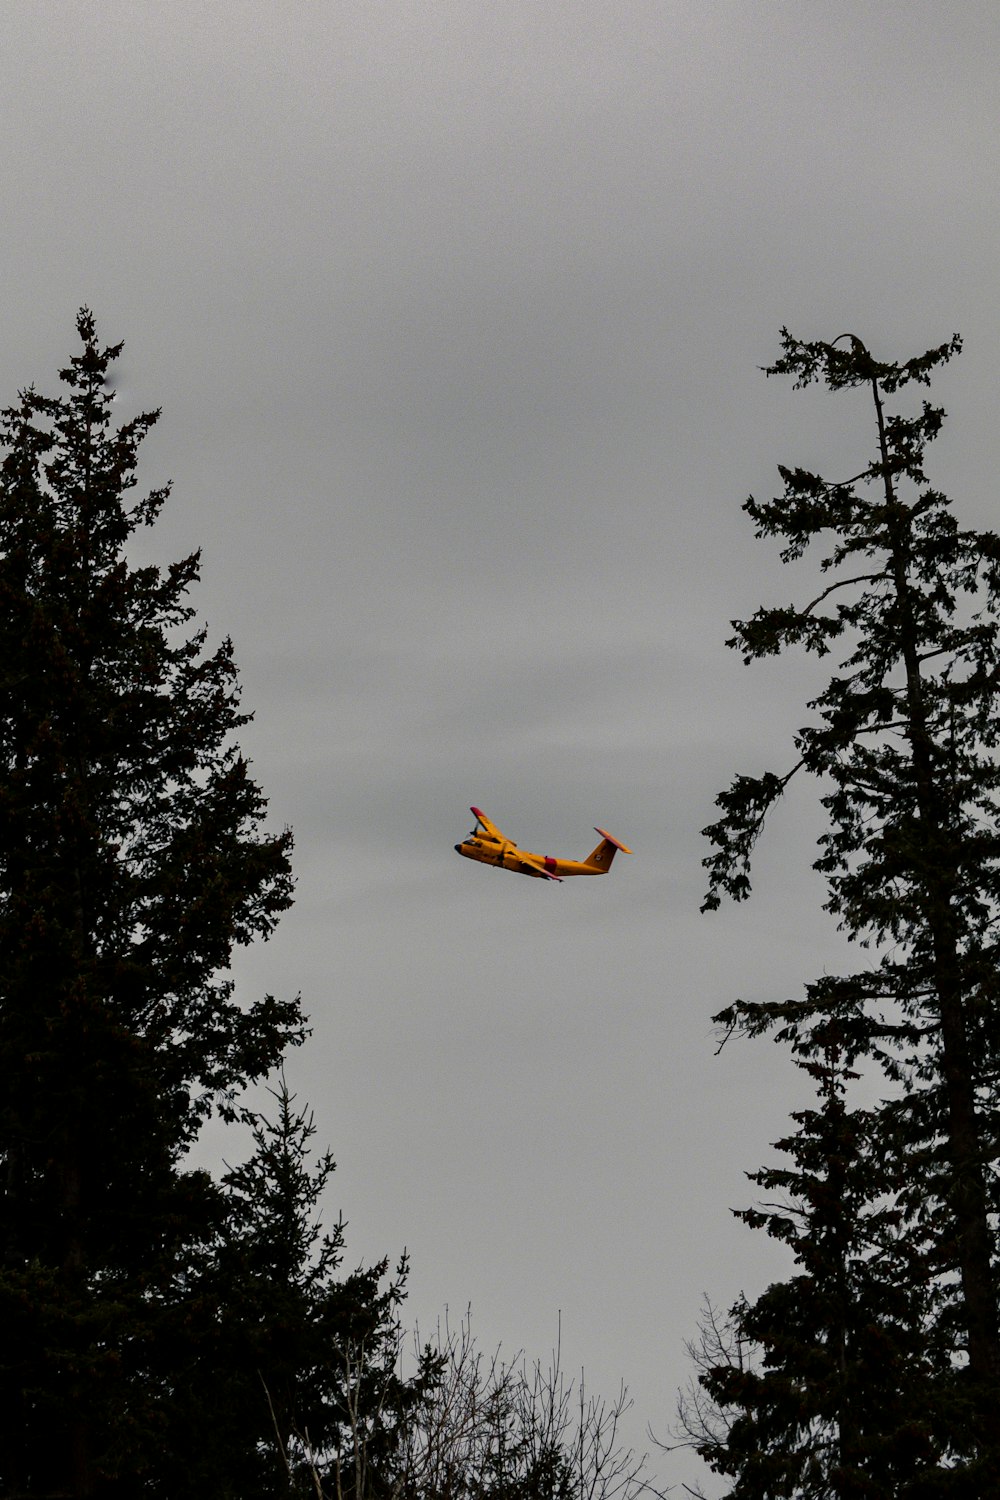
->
[510,851,563,882]
[470,806,505,841]
[467,808,561,879]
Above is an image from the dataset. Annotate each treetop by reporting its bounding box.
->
[764,327,963,394]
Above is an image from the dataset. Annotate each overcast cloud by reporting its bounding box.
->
[3,4,999,1490]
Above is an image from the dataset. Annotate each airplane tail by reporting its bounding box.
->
[584,828,633,871]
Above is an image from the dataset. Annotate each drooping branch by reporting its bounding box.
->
[701,762,804,910]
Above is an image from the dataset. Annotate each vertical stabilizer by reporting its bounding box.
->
[584,828,632,870]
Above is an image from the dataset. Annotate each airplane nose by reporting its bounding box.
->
[454,843,463,854]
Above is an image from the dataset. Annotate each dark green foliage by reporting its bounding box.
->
[0,311,305,1493]
[695,330,1000,1493]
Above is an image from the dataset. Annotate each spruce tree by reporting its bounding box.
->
[700,330,1000,1490]
[684,1050,950,1497]
[158,1074,423,1499]
[0,311,303,1494]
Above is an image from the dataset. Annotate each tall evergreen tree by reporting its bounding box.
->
[157,1073,426,1499]
[0,311,304,1494]
[681,1048,951,1497]
[699,330,1000,1491]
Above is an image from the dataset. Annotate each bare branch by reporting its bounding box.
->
[801,572,885,616]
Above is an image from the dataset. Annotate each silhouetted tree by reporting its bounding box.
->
[383,1311,664,1500]
[676,1050,952,1497]
[699,329,1000,1490]
[150,1073,428,1499]
[0,311,303,1494]
[0,312,647,1500]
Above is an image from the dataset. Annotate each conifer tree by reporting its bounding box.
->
[0,311,304,1493]
[681,1048,950,1496]
[158,1074,424,1499]
[699,330,1000,1490]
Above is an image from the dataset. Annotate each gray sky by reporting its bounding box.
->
[4,3,999,1490]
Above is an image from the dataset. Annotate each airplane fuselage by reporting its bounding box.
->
[454,834,598,878]
[454,809,631,882]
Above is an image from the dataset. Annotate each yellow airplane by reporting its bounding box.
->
[454,807,632,882]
